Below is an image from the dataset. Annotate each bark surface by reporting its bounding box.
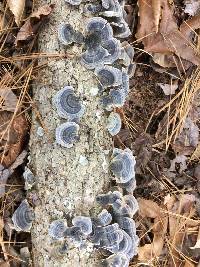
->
[30,1,111,266]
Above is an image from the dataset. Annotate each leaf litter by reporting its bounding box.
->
[0,0,200,266]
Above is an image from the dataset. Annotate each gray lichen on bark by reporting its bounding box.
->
[30,1,112,266]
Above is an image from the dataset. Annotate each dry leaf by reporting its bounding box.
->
[184,0,200,16]
[0,88,17,112]
[15,4,54,46]
[158,82,178,95]
[7,0,25,26]
[168,155,188,173]
[136,0,200,66]
[152,0,161,33]
[138,198,168,262]
[138,198,160,218]
[0,112,28,167]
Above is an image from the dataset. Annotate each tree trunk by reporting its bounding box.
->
[30,1,111,266]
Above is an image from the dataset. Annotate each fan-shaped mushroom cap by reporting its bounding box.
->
[96,191,122,206]
[106,112,121,136]
[110,148,136,183]
[55,122,79,148]
[101,0,123,18]
[102,38,121,64]
[116,216,136,237]
[84,3,102,14]
[101,89,126,111]
[95,66,122,88]
[123,195,138,216]
[117,177,136,193]
[54,86,85,120]
[111,18,131,39]
[63,226,83,243]
[88,225,103,245]
[117,230,133,255]
[51,243,68,259]
[23,167,35,190]
[97,209,112,226]
[72,216,93,235]
[86,17,113,42]
[58,24,75,45]
[81,46,108,70]
[65,0,82,5]
[12,200,34,232]
[101,229,123,249]
[48,219,67,240]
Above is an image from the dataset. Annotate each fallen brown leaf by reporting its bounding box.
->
[15,4,54,46]
[136,0,200,66]
[7,0,25,26]
[152,0,161,33]
[158,81,178,95]
[138,198,168,263]
[0,88,17,112]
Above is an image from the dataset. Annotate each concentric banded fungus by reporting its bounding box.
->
[54,86,84,120]
[81,46,109,70]
[95,66,122,88]
[64,0,82,5]
[86,17,113,42]
[110,148,136,183]
[51,243,68,259]
[48,219,67,240]
[111,18,131,39]
[116,216,137,237]
[101,253,129,267]
[100,224,123,249]
[58,24,75,45]
[96,191,122,206]
[102,38,121,64]
[55,122,80,148]
[101,0,123,18]
[89,225,103,245]
[23,167,35,190]
[84,4,102,15]
[64,226,83,243]
[123,195,138,216]
[117,230,133,255]
[12,200,34,232]
[107,112,121,136]
[97,209,112,226]
[72,216,93,235]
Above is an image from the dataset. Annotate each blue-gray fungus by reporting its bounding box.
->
[111,17,131,39]
[72,216,93,235]
[51,243,68,259]
[97,209,112,226]
[116,216,136,237]
[123,195,139,216]
[54,86,85,120]
[110,148,136,183]
[121,70,129,97]
[81,46,109,70]
[101,253,129,267]
[96,190,122,206]
[101,0,123,18]
[117,230,133,255]
[95,66,122,88]
[102,38,121,64]
[117,177,136,193]
[12,200,34,232]
[106,112,121,136]
[64,226,83,243]
[55,122,80,148]
[84,3,102,15]
[58,24,75,45]
[86,17,113,42]
[48,220,67,240]
[64,0,82,5]
[23,167,35,190]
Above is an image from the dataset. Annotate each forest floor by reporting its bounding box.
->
[0,0,200,266]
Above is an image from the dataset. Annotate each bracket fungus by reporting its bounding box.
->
[58,24,84,46]
[72,216,93,235]
[97,209,112,226]
[110,148,136,183]
[101,253,129,267]
[117,177,136,193]
[106,112,121,136]
[95,66,122,88]
[96,191,122,206]
[48,219,67,240]
[101,88,126,111]
[101,0,123,18]
[54,86,85,120]
[12,200,34,232]
[23,167,35,190]
[55,122,80,148]
[64,0,82,5]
